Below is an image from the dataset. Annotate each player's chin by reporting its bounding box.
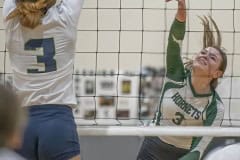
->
[192,65,209,77]
[194,60,208,68]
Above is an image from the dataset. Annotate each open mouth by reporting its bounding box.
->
[197,57,208,66]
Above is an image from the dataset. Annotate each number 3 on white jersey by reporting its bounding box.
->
[25,38,57,73]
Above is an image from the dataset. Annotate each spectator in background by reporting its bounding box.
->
[0,84,27,160]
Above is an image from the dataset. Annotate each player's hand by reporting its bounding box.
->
[178,0,186,5]
[178,0,186,9]
[166,0,178,2]
[166,0,185,4]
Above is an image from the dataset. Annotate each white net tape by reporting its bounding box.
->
[77,126,240,137]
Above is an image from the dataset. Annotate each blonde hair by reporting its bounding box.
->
[184,16,227,89]
[6,0,56,29]
[199,15,222,48]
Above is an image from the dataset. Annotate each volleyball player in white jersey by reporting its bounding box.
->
[3,0,84,159]
[137,0,227,160]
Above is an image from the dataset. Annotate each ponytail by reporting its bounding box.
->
[6,0,56,29]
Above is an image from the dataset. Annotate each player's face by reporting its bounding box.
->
[193,47,223,79]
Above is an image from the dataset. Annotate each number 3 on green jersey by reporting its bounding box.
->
[172,112,185,125]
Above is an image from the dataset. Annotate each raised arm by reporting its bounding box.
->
[59,0,85,25]
[3,0,16,19]
[166,0,186,82]
[3,0,85,26]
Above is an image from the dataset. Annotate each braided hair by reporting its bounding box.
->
[6,0,57,29]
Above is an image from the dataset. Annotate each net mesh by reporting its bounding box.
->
[1,0,240,128]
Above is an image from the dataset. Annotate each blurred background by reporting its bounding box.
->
[0,0,240,159]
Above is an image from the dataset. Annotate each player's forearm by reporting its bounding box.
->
[176,0,186,22]
[166,19,185,81]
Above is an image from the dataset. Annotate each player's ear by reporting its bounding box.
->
[212,70,223,79]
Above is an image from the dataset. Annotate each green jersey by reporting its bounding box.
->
[151,19,224,160]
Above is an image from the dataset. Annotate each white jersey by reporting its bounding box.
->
[3,0,84,107]
[0,148,25,160]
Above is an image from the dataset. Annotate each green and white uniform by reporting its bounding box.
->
[150,19,224,160]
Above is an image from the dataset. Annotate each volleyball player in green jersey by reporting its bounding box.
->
[137,0,227,160]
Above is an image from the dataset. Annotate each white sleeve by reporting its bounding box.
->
[3,0,16,19]
[58,0,84,25]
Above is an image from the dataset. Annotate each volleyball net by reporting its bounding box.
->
[1,0,240,137]
[74,0,240,129]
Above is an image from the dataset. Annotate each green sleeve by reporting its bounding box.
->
[166,19,186,82]
[178,151,200,160]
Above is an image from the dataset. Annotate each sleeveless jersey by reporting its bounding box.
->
[3,0,84,107]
